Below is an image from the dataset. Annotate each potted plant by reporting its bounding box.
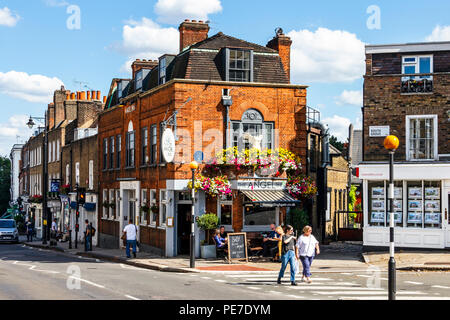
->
[141,202,150,214]
[150,204,159,214]
[196,213,219,259]
[102,201,109,209]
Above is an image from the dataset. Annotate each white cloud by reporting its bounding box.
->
[0,71,64,103]
[322,115,353,142]
[335,90,363,106]
[154,0,222,24]
[426,25,450,41]
[0,7,20,27]
[0,115,34,156]
[115,18,179,74]
[288,28,365,83]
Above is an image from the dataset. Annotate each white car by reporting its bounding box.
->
[0,219,19,243]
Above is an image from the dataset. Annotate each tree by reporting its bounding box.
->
[329,135,345,152]
[0,156,11,216]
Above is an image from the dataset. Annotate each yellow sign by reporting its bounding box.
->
[43,220,47,226]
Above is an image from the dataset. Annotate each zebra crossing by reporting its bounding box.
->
[208,271,450,300]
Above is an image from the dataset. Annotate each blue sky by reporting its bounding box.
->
[0,0,449,155]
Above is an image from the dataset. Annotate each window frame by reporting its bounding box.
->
[217,194,233,231]
[149,189,157,226]
[116,135,121,169]
[225,48,254,82]
[406,115,438,161]
[103,138,108,170]
[150,125,157,164]
[402,55,433,80]
[159,190,168,228]
[126,131,135,168]
[109,136,115,169]
[141,127,148,166]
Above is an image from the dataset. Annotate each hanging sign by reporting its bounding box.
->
[161,128,176,163]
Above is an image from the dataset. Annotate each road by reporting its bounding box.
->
[1,243,449,300]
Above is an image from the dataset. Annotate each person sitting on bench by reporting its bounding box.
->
[263,223,280,257]
[213,229,228,258]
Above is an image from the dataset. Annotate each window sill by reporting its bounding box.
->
[124,166,135,170]
[157,226,166,230]
[401,92,433,96]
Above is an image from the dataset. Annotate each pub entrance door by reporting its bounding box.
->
[177,204,191,255]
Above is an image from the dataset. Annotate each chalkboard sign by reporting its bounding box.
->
[227,233,248,263]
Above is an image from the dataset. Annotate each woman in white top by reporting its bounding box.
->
[296,225,320,283]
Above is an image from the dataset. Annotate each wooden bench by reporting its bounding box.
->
[246,232,264,257]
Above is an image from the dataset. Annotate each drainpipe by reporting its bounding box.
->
[222,94,233,147]
[309,121,330,243]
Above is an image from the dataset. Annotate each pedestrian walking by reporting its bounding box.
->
[26,219,34,242]
[122,219,138,259]
[84,220,93,252]
[296,225,320,284]
[277,225,298,286]
[51,218,57,239]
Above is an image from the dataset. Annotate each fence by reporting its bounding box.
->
[335,211,363,241]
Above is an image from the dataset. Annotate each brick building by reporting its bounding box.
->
[98,20,308,257]
[360,41,450,249]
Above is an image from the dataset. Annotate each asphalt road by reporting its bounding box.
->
[1,243,449,300]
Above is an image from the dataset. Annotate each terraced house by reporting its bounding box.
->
[360,41,450,249]
[98,20,310,257]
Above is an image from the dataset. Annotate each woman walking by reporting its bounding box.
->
[277,225,298,286]
[296,225,320,283]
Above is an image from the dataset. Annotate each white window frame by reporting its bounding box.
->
[217,195,233,231]
[406,115,438,161]
[159,190,168,228]
[149,189,157,226]
[326,191,331,221]
[75,162,80,184]
[141,189,148,225]
[103,189,108,219]
[56,139,60,161]
[88,160,94,190]
[116,190,121,221]
[109,189,115,220]
[402,55,433,80]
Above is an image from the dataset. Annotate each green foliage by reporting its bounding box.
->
[329,135,345,152]
[0,156,11,216]
[286,208,310,234]
[197,213,219,231]
[348,185,357,211]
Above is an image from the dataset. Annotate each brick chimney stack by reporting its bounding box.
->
[131,59,158,79]
[179,19,210,52]
[267,29,293,83]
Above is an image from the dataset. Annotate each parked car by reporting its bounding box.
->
[0,220,19,244]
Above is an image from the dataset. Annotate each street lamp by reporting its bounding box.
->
[26,115,49,245]
[189,161,199,268]
[384,135,400,301]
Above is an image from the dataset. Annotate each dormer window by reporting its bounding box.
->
[159,57,167,85]
[135,69,150,91]
[118,80,129,99]
[225,48,253,82]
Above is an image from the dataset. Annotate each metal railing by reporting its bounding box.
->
[401,77,433,93]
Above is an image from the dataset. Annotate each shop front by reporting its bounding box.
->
[359,163,450,249]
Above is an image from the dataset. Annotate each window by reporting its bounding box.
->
[103,189,108,218]
[110,136,115,169]
[159,123,166,164]
[88,160,93,190]
[118,80,129,99]
[226,49,253,82]
[56,140,60,161]
[218,194,233,227]
[402,55,433,80]
[150,125,157,164]
[115,190,120,220]
[135,70,144,91]
[310,135,317,172]
[75,162,80,184]
[141,127,148,165]
[160,190,168,227]
[243,204,277,230]
[48,141,52,163]
[52,141,56,163]
[159,57,166,85]
[406,115,438,161]
[126,131,135,167]
[66,164,70,185]
[103,138,108,169]
[109,189,115,219]
[150,189,157,226]
[141,189,147,225]
[230,109,274,151]
[116,135,121,169]
[326,191,331,221]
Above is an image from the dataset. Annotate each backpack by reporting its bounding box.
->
[91,226,96,237]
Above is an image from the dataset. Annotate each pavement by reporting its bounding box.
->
[20,237,450,274]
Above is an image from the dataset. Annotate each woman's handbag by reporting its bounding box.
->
[121,232,127,246]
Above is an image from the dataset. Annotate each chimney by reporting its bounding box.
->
[53,86,67,126]
[131,59,158,79]
[48,103,55,130]
[70,93,76,100]
[266,29,293,83]
[178,19,210,52]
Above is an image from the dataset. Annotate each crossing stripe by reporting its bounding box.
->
[290,286,384,291]
[341,296,450,301]
[317,291,424,295]
[433,285,450,289]
[405,281,423,285]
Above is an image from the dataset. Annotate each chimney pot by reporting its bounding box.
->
[87,91,91,100]
[267,32,293,83]
[70,93,76,100]
[103,96,107,104]
[96,91,101,100]
[80,91,86,100]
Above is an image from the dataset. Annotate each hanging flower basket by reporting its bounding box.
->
[29,195,43,204]
[286,176,318,200]
[151,205,159,214]
[188,175,232,198]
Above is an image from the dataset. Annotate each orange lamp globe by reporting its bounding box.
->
[384,135,400,151]
[190,161,199,170]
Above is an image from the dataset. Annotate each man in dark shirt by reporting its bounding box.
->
[277,225,298,286]
[263,224,280,257]
[219,226,227,240]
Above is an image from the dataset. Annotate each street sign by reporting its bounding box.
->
[194,151,204,163]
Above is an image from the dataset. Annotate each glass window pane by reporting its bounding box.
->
[368,182,385,226]
[407,181,423,228]
[244,205,276,226]
[419,57,431,74]
[404,66,416,74]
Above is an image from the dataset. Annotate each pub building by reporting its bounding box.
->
[360,41,450,249]
[98,20,309,257]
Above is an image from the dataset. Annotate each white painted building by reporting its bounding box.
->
[9,144,24,206]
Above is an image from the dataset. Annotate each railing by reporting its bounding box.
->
[306,106,321,124]
[335,211,363,241]
[401,76,433,94]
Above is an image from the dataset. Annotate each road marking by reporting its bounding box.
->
[201,277,212,280]
[290,286,383,291]
[319,291,424,296]
[215,280,227,283]
[69,276,105,289]
[287,295,304,299]
[342,296,450,301]
[247,287,261,290]
[341,273,353,275]
[356,275,371,278]
[405,281,423,285]
[125,295,141,300]
[13,261,34,267]
[433,285,450,289]
[269,291,281,294]
[29,266,60,274]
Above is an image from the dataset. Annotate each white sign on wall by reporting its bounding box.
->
[369,126,390,137]
[236,179,287,191]
[161,128,176,163]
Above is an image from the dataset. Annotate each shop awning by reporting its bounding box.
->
[241,190,301,206]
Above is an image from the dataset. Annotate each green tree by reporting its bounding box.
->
[286,208,310,235]
[0,156,11,216]
[329,135,345,152]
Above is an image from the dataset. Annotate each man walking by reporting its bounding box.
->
[123,219,137,259]
[26,219,34,242]
[277,225,298,286]
[84,220,92,252]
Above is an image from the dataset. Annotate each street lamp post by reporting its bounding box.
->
[384,135,400,301]
[189,161,199,269]
[27,116,49,245]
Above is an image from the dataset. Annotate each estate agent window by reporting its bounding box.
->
[225,48,253,82]
[231,109,274,151]
[406,115,438,161]
[368,180,442,229]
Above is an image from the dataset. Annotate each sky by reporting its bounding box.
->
[0,0,449,156]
